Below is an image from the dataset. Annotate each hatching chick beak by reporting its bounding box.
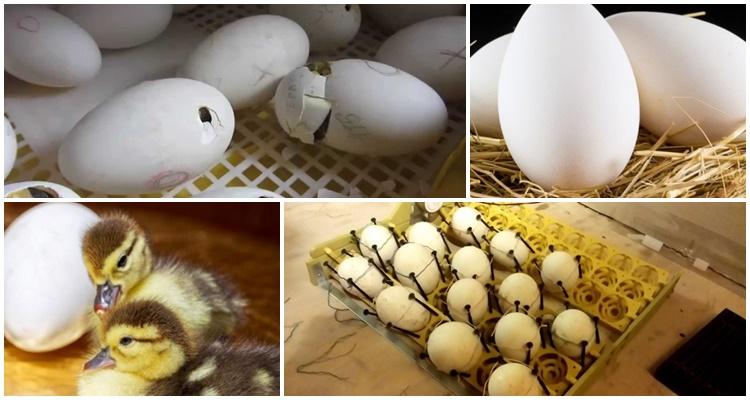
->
[94,281,121,315]
[83,347,115,371]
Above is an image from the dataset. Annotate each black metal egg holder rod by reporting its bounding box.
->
[388,226,404,248]
[467,226,482,248]
[531,366,552,396]
[485,284,501,314]
[432,250,446,283]
[517,231,536,254]
[475,213,498,233]
[408,272,429,299]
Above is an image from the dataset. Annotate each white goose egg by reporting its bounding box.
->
[447,278,488,324]
[273,59,447,156]
[498,5,639,189]
[5,118,17,178]
[358,224,398,264]
[194,188,283,198]
[551,309,596,358]
[392,242,441,294]
[487,362,544,396]
[470,34,511,137]
[490,230,530,271]
[58,78,234,195]
[493,312,541,362]
[449,206,488,245]
[336,256,388,300]
[181,15,309,110]
[497,273,540,314]
[405,221,446,260]
[427,321,483,373]
[607,12,746,145]
[269,4,361,52]
[5,181,79,198]
[376,16,466,103]
[5,203,99,352]
[541,251,580,294]
[451,246,491,284]
[58,5,172,49]
[364,4,464,33]
[4,5,101,87]
[375,285,431,332]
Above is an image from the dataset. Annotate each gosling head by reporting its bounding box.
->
[83,300,192,381]
[82,214,152,315]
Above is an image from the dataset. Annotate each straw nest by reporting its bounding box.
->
[470,123,746,198]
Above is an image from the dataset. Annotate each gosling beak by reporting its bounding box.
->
[94,281,121,315]
[83,347,115,371]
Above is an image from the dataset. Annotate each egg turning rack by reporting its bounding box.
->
[305,202,680,395]
[4,4,465,198]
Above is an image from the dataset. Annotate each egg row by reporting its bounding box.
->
[470,5,745,190]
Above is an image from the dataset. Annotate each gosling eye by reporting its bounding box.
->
[119,336,134,346]
[117,255,128,269]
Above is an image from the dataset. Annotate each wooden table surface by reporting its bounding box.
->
[4,202,280,395]
[283,202,746,396]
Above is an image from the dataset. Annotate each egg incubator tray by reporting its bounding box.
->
[4,4,465,198]
[305,203,680,395]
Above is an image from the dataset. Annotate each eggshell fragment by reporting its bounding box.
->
[427,321,483,373]
[5,203,99,352]
[336,256,388,300]
[470,34,511,137]
[4,118,17,178]
[392,242,441,294]
[405,221,446,260]
[269,4,361,52]
[490,230,530,271]
[451,246,491,284]
[375,285,430,332]
[364,4,464,33]
[58,5,172,49]
[541,251,580,294]
[493,312,541,362]
[497,273,540,314]
[450,207,488,245]
[447,278,488,324]
[487,363,544,396]
[551,309,596,358]
[358,224,398,264]
[5,181,79,198]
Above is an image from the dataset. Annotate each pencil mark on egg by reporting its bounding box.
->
[17,16,40,32]
[438,46,466,70]
[362,60,400,76]
[148,170,190,190]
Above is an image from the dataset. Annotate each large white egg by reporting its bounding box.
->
[273,59,447,156]
[447,278,488,324]
[58,78,234,195]
[5,203,99,352]
[427,321,483,373]
[336,256,388,300]
[470,34,511,137]
[358,224,398,263]
[497,273,540,314]
[451,246,491,284]
[4,118,17,178]
[364,4,464,33]
[541,251,580,295]
[4,5,101,87]
[375,285,431,332]
[5,181,79,198]
[450,206,488,245]
[405,221,446,260]
[487,362,544,396]
[551,309,596,358]
[498,5,639,190]
[194,188,283,198]
[607,12,746,145]
[181,15,309,110]
[376,16,466,103]
[490,230,530,271]
[494,312,541,362]
[269,4,361,52]
[58,5,172,49]
[392,242,441,294]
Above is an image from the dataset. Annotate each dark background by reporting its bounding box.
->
[471,4,746,54]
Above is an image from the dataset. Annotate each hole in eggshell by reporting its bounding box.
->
[199,107,212,123]
[313,110,332,143]
[306,61,333,76]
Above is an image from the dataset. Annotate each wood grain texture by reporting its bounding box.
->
[4,202,280,395]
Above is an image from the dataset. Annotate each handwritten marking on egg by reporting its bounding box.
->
[498,5,639,190]
[18,16,40,32]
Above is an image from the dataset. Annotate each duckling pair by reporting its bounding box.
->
[78,214,279,395]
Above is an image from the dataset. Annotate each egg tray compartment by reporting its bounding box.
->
[4,4,466,198]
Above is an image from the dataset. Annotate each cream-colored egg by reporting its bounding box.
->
[4,118,17,178]
[336,256,388,300]
[5,181,79,198]
[451,246,491,284]
[405,221,446,260]
[490,230,530,271]
[5,203,99,352]
[607,12,746,145]
[375,285,430,332]
[494,312,541,362]
[541,251,579,294]
[58,5,172,49]
[487,362,544,396]
[498,5,639,190]
[450,206,488,245]
[58,78,235,195]
[4,5,101,87]
[181,15,309,109]
[427,321,483,373]
[497,273,540,315]
[269,4,361,52]
[359,224,398,263]
[447,278,488,324]
[392,242,441,294]
[364,4,464,33]
[470,33,511,137]
[273,59,447,156]
[551,309,596,358]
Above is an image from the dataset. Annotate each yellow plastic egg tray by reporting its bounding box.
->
[305,202,679,395]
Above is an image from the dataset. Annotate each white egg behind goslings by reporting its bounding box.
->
[376,16,466,103]
[5,118,17,178]
[364,4,464,33]
[269,4,361,52]
[5,203,100,352]
[57,5,172,49]
[181,15,310,110]
[607,12,746,145]
[470,34,511,137]
[498,5,639,190]
[4,5,101,87]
